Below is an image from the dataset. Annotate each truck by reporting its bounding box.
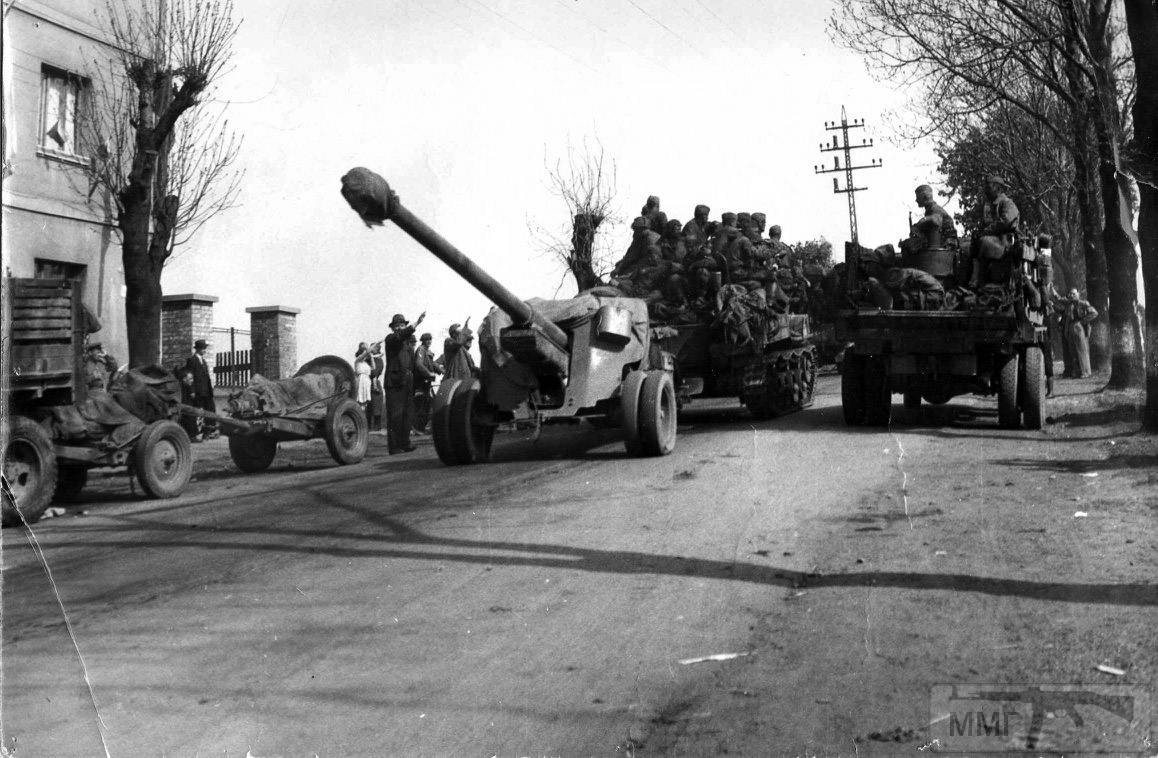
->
[834,241,1049,429]
[2,277,194,526]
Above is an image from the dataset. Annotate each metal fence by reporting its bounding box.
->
[214,349,252,388]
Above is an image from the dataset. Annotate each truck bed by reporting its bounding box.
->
[835,308,1039,354]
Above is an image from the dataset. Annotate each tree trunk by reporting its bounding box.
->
[1123,0,1158,427]
[1071,142,1112,369]
[121,207,162,367]
[569,212,605,292]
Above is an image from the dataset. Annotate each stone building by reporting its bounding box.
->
[2,1,133,361]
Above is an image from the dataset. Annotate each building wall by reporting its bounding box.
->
[2,1,129,362]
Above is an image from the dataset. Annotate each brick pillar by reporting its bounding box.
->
[247,305,300,380]
[161,293,218,373]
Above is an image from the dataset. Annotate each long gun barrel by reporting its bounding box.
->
[340,167,569,351]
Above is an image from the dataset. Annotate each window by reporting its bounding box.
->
[35,258,87,286]
[39,65,88,158]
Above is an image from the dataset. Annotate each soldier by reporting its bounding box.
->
[682,204,711,249]
[442,321,477,381]
[969,175,1020,288]
[751,212,768,237]
[1059,288,1097,378]
[413,332,441,432]
[1036,233,1058,395]
[711,212,739,259]
[383,311,425,454]
[641,195,667,235]
[660,219,688,267]
[727,215,758,282]
[83,342,119,392]
[612,216,662,281]
[767,224,792,262]
[910,184,958,250]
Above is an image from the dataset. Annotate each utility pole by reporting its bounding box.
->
[814,106,882,247]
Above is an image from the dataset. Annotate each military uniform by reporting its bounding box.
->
[383,316,417,453]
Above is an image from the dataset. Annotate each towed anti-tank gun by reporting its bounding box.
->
[340,167,678,464]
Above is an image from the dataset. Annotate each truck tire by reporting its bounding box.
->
[902,388,922,409]
[2,416,57,527]
[620,370,647,456]
[228,433,278,473]
[133,420,193,499]
[447,379,495,465]
[1021,346,1046,430]
[863,357,892,427]
[637,371,677,456]
[55,464,89,503]
[997,353,1021,429]
[323,397,369,465]
[431,379,464,465]
[841,354,866,426]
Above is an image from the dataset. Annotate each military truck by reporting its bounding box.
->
[652,311,816,418]
[2,277,194,526]
[834,240,1049,429]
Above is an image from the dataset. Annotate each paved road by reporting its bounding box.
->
[4,374,1155,756]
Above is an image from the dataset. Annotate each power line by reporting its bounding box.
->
[551,0,677,75]
[623,0,709,58]
[456,0,600,75]
[693,0,724,25]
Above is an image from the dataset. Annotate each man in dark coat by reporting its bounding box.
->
[682,204,710,249]
[183,338,217,439]
[383,312,424,454]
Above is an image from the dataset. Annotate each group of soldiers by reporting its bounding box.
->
[357,313,478,455]
[609,196,813,324]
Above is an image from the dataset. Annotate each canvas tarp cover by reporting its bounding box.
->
[227,373,338,419]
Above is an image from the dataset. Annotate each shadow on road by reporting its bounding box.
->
[40,489,1158,608]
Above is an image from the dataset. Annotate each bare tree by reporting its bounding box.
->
[831,0,1143,386]
[532,139,619,293]
[78,0,243,366]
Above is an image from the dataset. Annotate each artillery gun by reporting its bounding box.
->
[340,167,678,464]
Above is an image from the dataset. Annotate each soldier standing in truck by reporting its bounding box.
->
[969,175,1020,288]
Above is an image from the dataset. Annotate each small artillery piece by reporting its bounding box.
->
[340,167,678,465]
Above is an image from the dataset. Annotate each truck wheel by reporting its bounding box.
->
[1022,346,1046,430]
[863,357,892,427]
[922,388,953,405]
[903,388,922,409]
[448,379,495,465]
[2,417,58,527]
[638,372,677,456]
[621,370,648,456]
[55,464,89,503]
[841,354,866,426]
[432,379,464,465]
[133,420,193,499]
[997,353,1021,429]
[323,397,369,465]
[228,433,278,473]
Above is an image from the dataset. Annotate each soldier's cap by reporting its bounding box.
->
[769,224,782,236]
[87,341,103,351]
[985,174,1009,187]
[390,313,409,328]
[645,195,660,207]
[737,212,752,222]
[420,332,432,342]
[194,339,208,350]
[631,216,650,231]
[721,212,738,224]
[694,204,710,215]
[751,212,766,223]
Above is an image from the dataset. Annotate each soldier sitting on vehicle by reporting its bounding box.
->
[612,216,663,285]
[682,204,711,249]
[84,342,119,392]
[968,175,1020,289]
[906,184,958,254]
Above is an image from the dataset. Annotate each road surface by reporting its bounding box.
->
[3,374,1155,756]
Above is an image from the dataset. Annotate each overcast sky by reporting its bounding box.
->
[162,0,944,362]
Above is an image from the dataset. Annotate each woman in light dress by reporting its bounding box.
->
[354,342,372,409]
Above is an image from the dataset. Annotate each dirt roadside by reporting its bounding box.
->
[636,372,1158,756]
